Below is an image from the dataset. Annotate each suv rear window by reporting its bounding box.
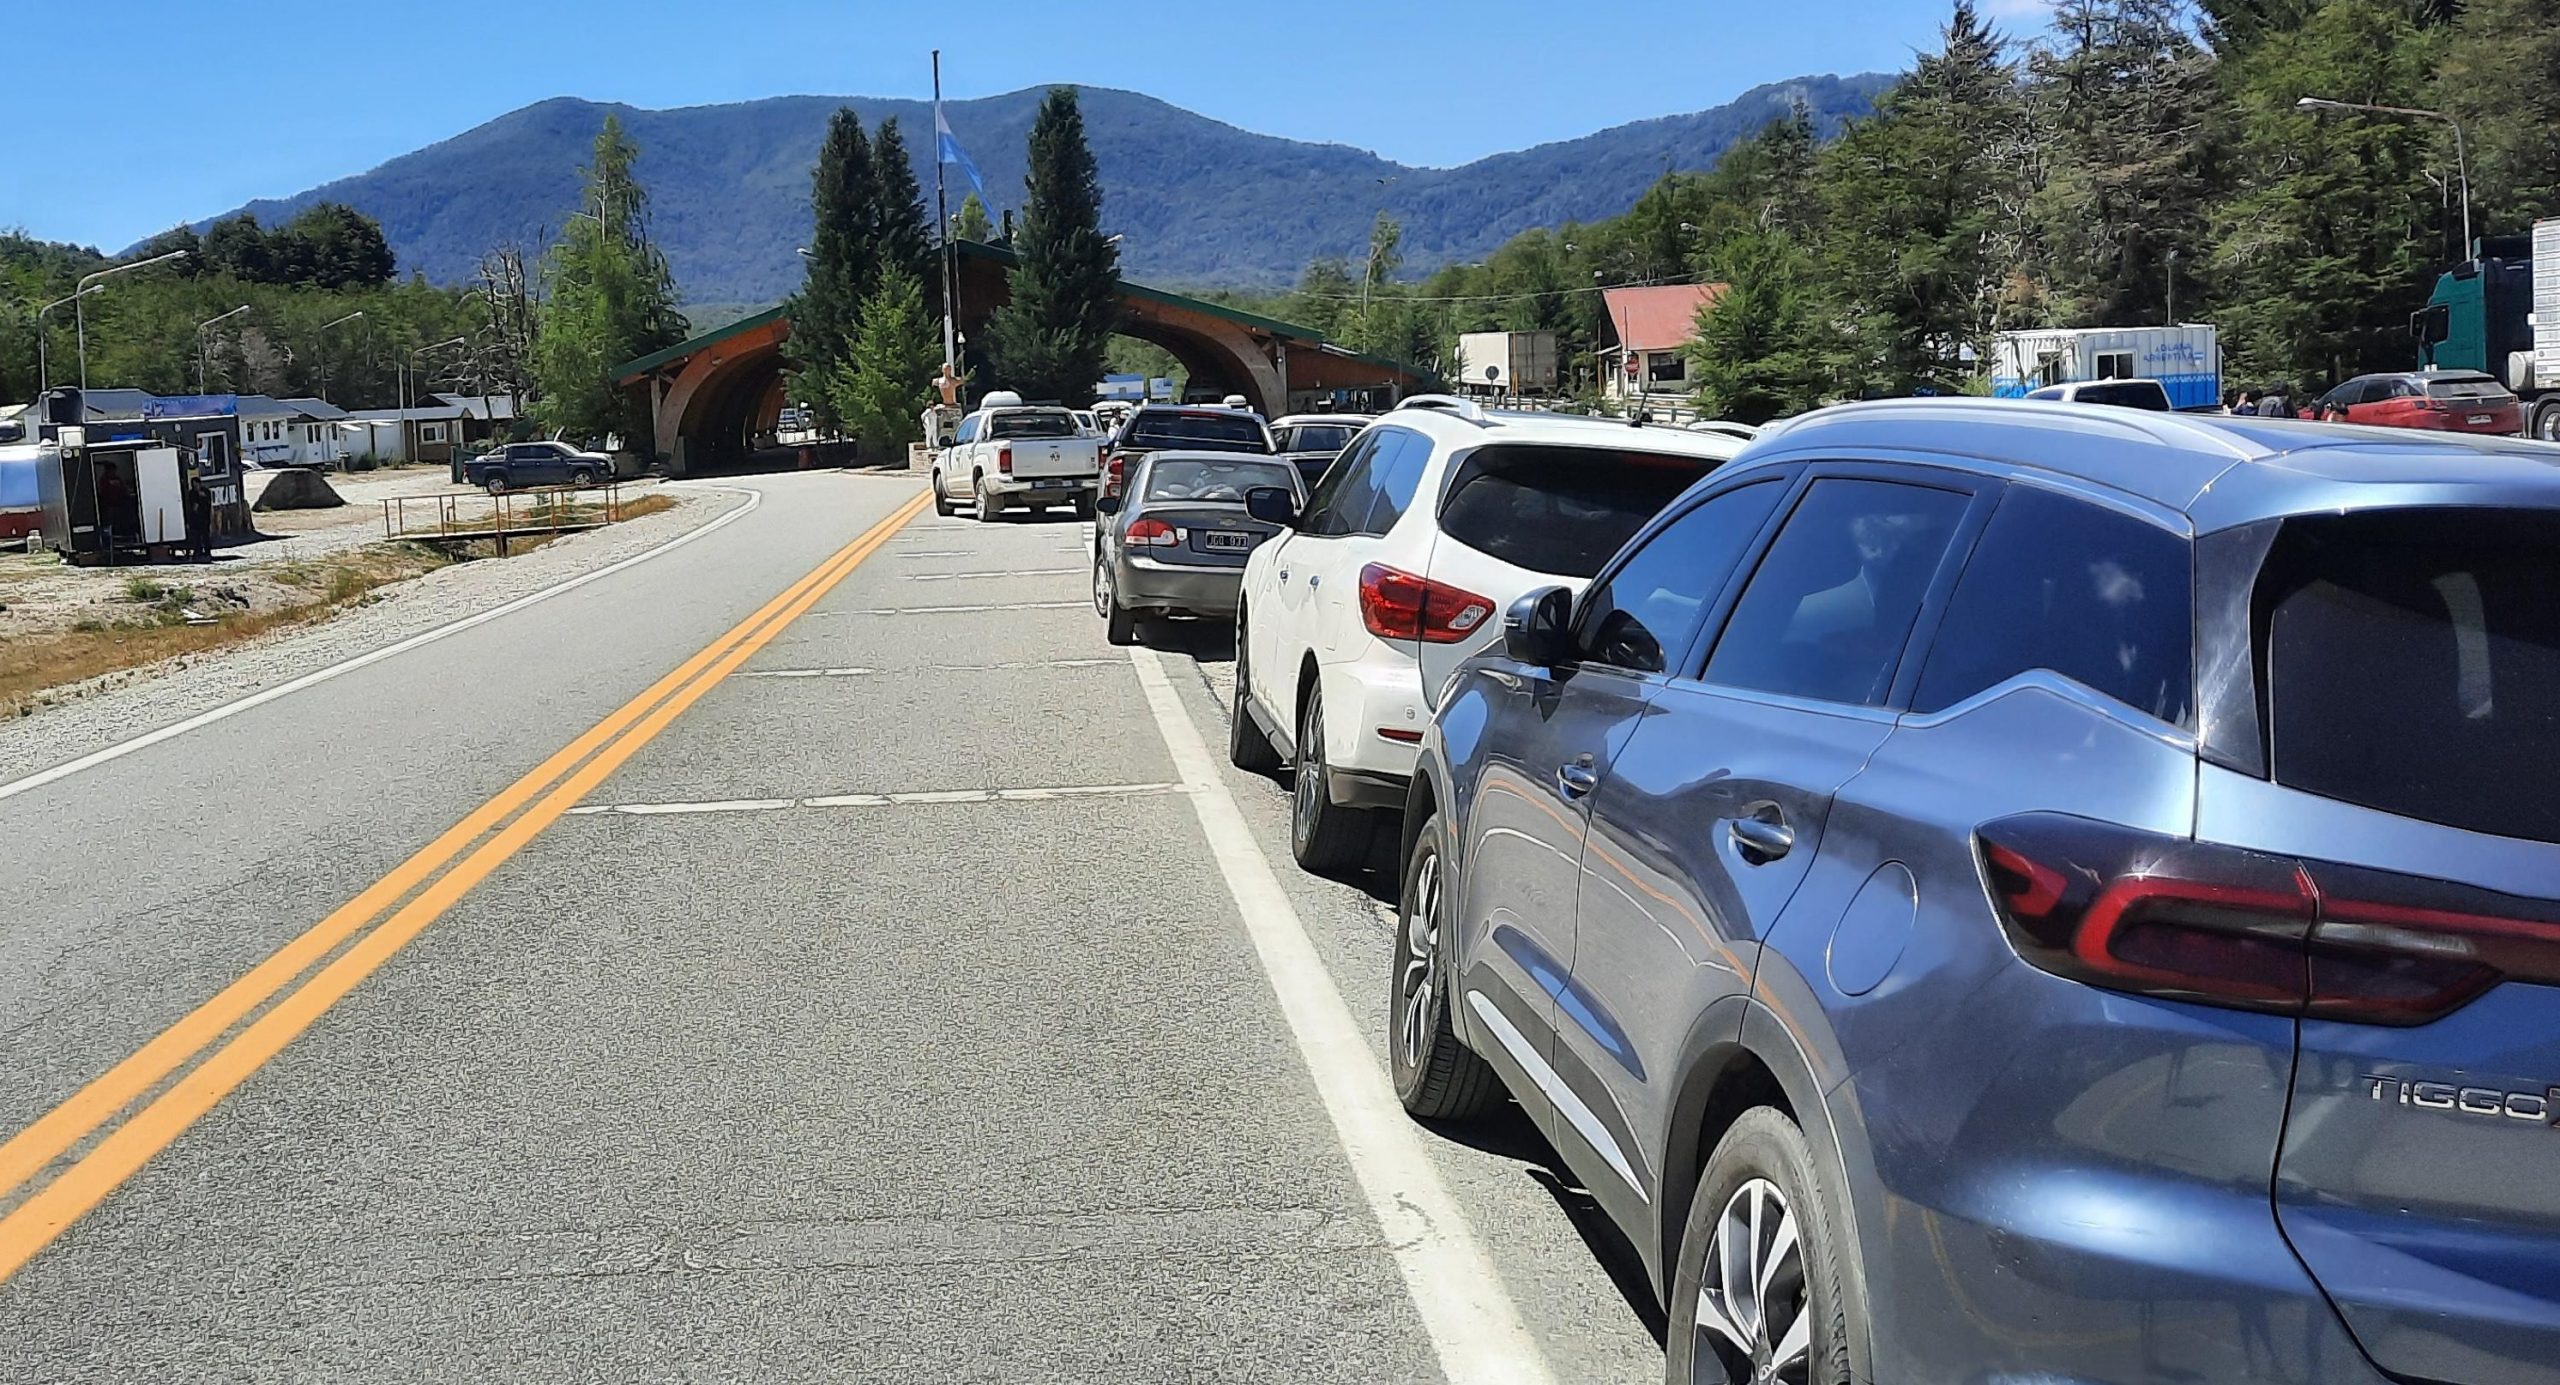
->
[2422,375,2514,401]
[1125,411,1271,452]
[2260,509,2560,843]
[2074,381,2171,411]
[1436,445,1713,578]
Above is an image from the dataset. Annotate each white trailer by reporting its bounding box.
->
[1456,331,1559,394]
[1993,324,2222,410]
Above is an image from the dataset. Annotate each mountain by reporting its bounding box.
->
[195,77,1893,305]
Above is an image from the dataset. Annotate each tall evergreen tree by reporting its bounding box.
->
[788,108,881,431]
[532,115,688,447]
[954,192,994,243]
[870,118,933,283]
[2435,0,2560,227]
[2209,0,2441,389]
[827,266,941,458]
[1687,229,1832,423]
[983,87,1120,403]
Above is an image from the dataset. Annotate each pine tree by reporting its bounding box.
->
[1687,229,1831,423]
[788,108,881,431]
[954,192,994,242]
[827,266,941,458]
[532,115,688,447]
[2435,0,2560,227]
[983,87,1120,403]
[870,118,933,284]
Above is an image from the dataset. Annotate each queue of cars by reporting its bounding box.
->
[1074,392,2560,1385]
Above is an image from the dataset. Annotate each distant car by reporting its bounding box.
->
[1090,451,1304,645]
[2316,370,2525,435]
[1269,414,1375,489]
[462,440,611,493]
[1101,404,1275,501]
[1072,409,1099,436]
[2023,378,2174,411]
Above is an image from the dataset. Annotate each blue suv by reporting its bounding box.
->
[1396,400,2560,1384]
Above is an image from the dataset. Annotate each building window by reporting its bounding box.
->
[2096,350,2136,380]
[420,423,448,444]
[1647,352,1688,385]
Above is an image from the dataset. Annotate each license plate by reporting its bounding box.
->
[1033,478,1073,489]
[1202,529,1256,551]
[2469,413,2494,425]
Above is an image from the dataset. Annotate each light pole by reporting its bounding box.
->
[196,304,251,394]
[402,336,469,463]
[314,310,365,402]
[2165,248,2180,325]
[2297,96,2472,256]
[75,247,192,391]
[35,285,99,396]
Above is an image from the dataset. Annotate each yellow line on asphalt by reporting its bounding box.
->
[0,488,931,1283]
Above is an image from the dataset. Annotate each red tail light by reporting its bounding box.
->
[1124,517,1178,547]
[1104,451,1131,498]
[1357,564,1494,645]
[996,442,1014,475]
[1978,813,2559,1026]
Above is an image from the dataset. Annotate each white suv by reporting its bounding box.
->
[1230,397,1748,871]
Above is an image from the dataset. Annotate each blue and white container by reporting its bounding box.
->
[1993,324,2222,410]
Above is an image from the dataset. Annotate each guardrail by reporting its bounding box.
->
[381,481,632,555]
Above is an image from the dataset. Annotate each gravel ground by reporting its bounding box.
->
[0,483,747,777]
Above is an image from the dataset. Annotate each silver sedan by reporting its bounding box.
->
[1091,451,1304,645]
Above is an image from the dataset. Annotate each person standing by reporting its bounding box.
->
[183,475,214,562]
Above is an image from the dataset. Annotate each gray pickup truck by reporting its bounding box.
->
[461,441,613,493]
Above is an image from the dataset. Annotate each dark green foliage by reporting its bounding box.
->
[953,192,994,243]
[186,78,1892,303]
[827,266,940,458]
[787,108,881,431]
[984,88,1119,403]
[1686,229,1830,423]
[2436,0,2560,226]
[870,118,933,283]
[194,204,394,289]
[533,115,688,446]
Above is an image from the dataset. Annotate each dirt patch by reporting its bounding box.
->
[0,544,456,718]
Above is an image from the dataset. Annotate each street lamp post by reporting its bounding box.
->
[314,310,366,402]
[35,285,100,396]
[2297,96,2472,256]
[196,304,251,394]
[401,336,470,464]
[74,247,192,391]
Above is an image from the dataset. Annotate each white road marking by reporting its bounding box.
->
[1125,645,1555,1385]
[827,601,1086,616]
[739,658,1123,680]
[0,485,765,805]
[567,782,1184,816]
[906,568,1081,581]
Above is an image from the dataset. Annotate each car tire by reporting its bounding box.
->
[1665,1108,1853,1385]
[2534,400,2560,443]
[933,472,956,517]
[1390,812,1501,1120]
[1228,628,1284,774]
[974,471,1001,523]
[1290,691,1375,875]
[1095,558,1139,646]
[483,472,509,495]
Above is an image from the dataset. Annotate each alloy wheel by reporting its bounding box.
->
[1092,559,1112,619]
[1694,1178,1811,1385]
[1293,703,1324,844]
[1397,848,1442,1071]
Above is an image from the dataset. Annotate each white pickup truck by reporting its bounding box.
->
[931,393,1102,521]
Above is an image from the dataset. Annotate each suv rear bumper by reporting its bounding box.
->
[1319,657,1426,783]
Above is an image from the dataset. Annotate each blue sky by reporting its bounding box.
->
[3,0,2049,252]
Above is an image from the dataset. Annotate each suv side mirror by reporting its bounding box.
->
[1245,486,1298,527]
[1503,586,1574,667]
[1094,494,1122,517]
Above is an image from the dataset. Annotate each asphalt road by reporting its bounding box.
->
[0,471,1664,1383]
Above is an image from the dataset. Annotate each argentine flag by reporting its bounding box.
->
[935,102,986,196]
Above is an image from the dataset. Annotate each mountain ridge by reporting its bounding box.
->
[191,76,1894,302]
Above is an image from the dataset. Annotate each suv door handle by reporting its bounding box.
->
[1728,810,1795,864]
[1556,759,1599,799]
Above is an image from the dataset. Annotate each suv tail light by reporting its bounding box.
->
[1357,564,1494,645]
[996,441,1014,475]
[1105,450,1132,498]
[1977,813,2559,1026]
[1124,517,1178,547]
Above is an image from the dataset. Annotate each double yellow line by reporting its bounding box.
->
[0,488,932,1283]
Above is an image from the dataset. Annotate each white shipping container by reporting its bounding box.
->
[2532,219,2559,391]
[1457,331,1559,392]
[1993,324,2222,410]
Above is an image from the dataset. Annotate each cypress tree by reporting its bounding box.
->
[983,87,1120,403]
[870,117,933,284]
[789,108,880,431]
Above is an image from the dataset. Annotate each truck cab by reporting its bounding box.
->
[2413,220,2560,440]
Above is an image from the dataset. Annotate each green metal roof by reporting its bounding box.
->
[613,304,789,382]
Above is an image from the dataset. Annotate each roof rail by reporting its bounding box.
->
[1392,394,1491,425]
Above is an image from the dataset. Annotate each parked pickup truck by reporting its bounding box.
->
[931,393,1102,521]
[462,440,613,493]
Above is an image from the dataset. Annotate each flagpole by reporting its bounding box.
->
[933,49,957,371]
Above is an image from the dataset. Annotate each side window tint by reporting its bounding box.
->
[1301,435,1380,537]
[1911,487,2194,723]
[1704,478,1973,706]
[956,417,979,445]
[1358,429,1429,536]
[1575,480,1786,674]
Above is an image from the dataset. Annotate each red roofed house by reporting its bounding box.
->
[1599,283,1725,410]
